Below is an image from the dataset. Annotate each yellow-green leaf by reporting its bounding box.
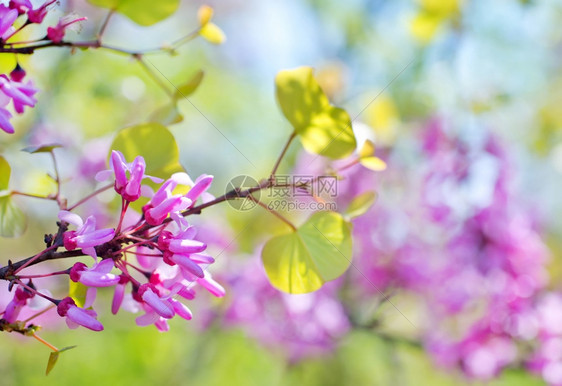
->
[21,143,62,154]
[199,22,226,44]
[345,191,377,219]
[69,281,88,308]
[87,0,179,26]
[149,103,184,126]
[360,156,387,171]
[275,67,356,159]
[262,211,352,294]
[173,70,204,101]
[0,197,26,237]
[0,156,10,190]
[198,5,214,26]
[46,346,76,376]
[46,351,59,375]
[358,139,375,159]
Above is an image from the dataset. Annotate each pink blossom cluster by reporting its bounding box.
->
[345,119,552,381]
[2,150,224,332]
[0,0,86,134]
[223,258,350,360]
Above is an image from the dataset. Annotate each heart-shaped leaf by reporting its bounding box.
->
[344,191,377,219]
[87,0,179,26]
[0,157,26,237]
[262,211,352,294]
[275,67,356,159]
[174,70,204,101]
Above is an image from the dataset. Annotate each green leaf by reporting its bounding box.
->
[275,67,356,159]
[110,123,184,178]
[87,0,179,26]
[0,156,10,190]
[0,157,26,237]
[69,280,88,308]
[46,346,77,376]
[0,197,26,237]
[149,103,184,126]
[262,211,352,294]
[21,143,62,154]
[46,351,59,375]
[174,70,204,101]
[345,191,377,219]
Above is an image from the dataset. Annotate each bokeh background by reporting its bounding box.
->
[1,0,561,384]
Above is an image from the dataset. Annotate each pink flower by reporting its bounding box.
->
[69,259,120,287]
[27,0,56,24]
[0,68,37,134]
[9,0,32,14]
[0,75,37,112]
[137,283,174,319]
[111,275,129,315]
[58,210,115,259]
[56,297,103,331]
[0,107,14,134]
[95,150,162,202]
[47,15,87,43]
[143,173,192,226]
[4,285,34,323]
[0,5,18,41]
[158,227,207,278]
[197,271,225,297]
[185,174,214,207]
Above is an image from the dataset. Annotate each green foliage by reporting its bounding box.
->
[262,211,352,293]
[68,281,88,308]
[110,123,184,178]
[275,66,356,159]
[46,346,76,376]
[174,71,205,101]
[344,191,377,219]
[87,0,179,26]
[149,103,184,126]
[21,144,62,154]
[0,157,26,238]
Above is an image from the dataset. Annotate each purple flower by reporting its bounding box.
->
[56,297,103,331]
[47,15,87,43]
[58,210,115,259]
[27,0,56,24]
[95,150,162,202]
[8,0,32,14]
[158,228,207,278]
[185,174,214,207]
[111,275,129,315]
[0,5,18,41]
[143,173,192,226]
[4,285,34,323]
[0,74,38,134]
[69,259,120,287]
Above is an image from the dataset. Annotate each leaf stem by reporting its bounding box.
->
[248,196,297,231]
[270,131,296,178]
